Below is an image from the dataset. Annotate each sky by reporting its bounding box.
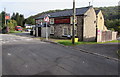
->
[0,0,120,18]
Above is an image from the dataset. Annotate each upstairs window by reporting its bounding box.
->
[50,18,54,24]
[36,20,39,24]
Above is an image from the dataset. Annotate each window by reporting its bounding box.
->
[38,19,43,24]
[94,21,96,23]
[63,27,68,36]
[50,26,54,34]
[50,18,54,24]
[36,19,43,24]
[36,20,38,24]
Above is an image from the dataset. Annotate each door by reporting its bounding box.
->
[38,27,41,37]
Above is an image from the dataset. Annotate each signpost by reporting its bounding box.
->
[44,15,50,40]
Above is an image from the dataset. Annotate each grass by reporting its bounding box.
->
[9,30,23,33]
[56,39,120,46]
[117,50,120,57]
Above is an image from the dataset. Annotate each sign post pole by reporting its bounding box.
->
[72,0,76,44]
[46,22,48,40]
[44,15,50,40]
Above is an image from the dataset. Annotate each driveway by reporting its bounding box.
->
[1,34,119,75]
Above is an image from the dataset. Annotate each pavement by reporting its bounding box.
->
[73,44,119,60]
[1,33,119,75]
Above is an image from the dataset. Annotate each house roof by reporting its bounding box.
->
[35,6,92,19]
[95,10,100,15]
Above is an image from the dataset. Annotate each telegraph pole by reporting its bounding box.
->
[72,0,76,44]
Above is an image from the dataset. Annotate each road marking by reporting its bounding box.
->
[83,61,85,63]
[25,65,28,68]
[7,53,11,56]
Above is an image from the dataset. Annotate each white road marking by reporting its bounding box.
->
[83,61,85,63]
[7,53,11,56]
[25,65,28,68]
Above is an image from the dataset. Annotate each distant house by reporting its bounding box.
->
[95,10,108,31]
[25,24,33,28]
[95,10,117,42]
[34,6,117,42]
[35,6,97,41]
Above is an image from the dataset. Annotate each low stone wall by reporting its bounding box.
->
[97,30,117,42]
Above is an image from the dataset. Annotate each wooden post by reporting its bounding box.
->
[72,0,76,44]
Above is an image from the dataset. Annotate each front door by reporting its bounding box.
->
[38,27,41,37]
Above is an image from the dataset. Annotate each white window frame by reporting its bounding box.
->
[50,26,54,34]
[50,18,54,24]
[63,27,68,36]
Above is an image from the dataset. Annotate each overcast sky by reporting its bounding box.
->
[0,0,119,18]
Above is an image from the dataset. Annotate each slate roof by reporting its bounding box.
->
[35,6,92,19]
[95,10,100,15]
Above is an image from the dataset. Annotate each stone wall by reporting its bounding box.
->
[50,24,72,38]
[77,16,84,41]
[41,27,50,38]
[97,30,117,42]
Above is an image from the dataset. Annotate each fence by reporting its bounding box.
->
[97,30,117,42]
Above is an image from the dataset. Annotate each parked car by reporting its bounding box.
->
[25,29,31,32]
[15,26,22,31]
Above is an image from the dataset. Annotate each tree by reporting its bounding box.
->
[7,20,17,31]
[11,13,16,20]
[11,12,25,27]
[0,13,2,30]
[15,12,19,25]
[25,17,35,25]
[19,14,25,27]
[1,11,5,28]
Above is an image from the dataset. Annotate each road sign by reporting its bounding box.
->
[44,16,49,22]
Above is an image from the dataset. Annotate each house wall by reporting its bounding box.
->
[50,16,84,40]
[96,11,105,30]
[77,16,84,41]
[50,24,72,38]
[83,7,97,41]
[41,27,50,38]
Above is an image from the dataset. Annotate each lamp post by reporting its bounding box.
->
[72,0,76,44]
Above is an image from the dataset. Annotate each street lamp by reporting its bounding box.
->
[72,0,76,44]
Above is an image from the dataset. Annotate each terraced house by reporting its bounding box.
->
[35,6,110,42]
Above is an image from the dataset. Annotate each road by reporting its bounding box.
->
[1,34,119,75]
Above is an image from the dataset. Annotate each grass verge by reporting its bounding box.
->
[9,31,23,33]
[117,50,120,57]
[56,40,120,46]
